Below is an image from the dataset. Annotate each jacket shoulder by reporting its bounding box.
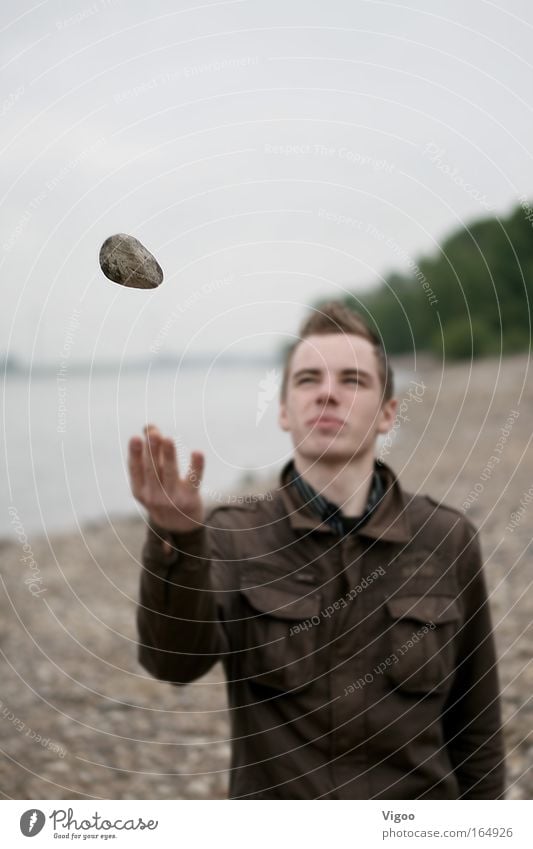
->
[205,493,275,529]
[417,493,478,537]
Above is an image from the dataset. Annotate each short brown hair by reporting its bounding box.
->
[280,300,394,403]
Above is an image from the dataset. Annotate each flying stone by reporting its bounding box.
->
[99,233,164,289]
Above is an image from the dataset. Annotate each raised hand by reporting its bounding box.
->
[128,424,205,533]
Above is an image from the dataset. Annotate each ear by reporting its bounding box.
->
[376,397,397,435]
[278,399,290,432]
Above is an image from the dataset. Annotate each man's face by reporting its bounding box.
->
[278,333,397,463]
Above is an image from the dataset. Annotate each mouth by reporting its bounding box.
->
[307,415,345,430]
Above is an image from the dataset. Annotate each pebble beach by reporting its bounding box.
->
[1,352,531,800]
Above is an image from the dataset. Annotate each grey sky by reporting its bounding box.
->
[2,0,532,365]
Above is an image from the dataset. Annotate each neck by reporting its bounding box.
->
[293,451,376,517]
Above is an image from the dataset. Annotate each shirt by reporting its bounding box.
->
[288,459,385,535]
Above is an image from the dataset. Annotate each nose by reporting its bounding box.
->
[316,376,339,407]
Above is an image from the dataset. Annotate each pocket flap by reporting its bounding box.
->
[386,595,460,625]
[240,583,320,620]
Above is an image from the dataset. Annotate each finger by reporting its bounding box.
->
[143,424,163,483]
[128,436,145,498]
[143,423,161,438]
[143,432,163,494]
[160,438,179,491]
[185,450,205,490]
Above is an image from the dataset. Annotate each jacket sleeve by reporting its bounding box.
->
[442,519,506,799]
[136,511,233,685]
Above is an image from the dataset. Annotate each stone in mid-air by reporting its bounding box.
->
[99,233,164,289]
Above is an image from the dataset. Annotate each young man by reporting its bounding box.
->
[129,301,506,800]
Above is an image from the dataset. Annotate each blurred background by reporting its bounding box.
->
[0,0,531,800]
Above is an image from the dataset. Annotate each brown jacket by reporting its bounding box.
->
[137,459,506,799]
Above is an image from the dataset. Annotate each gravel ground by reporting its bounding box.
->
[1,353,531,799]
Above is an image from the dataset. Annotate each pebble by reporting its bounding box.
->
[99,233,163,289]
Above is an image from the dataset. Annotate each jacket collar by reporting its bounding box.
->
[288,459,384,534]
[277,457,411,543]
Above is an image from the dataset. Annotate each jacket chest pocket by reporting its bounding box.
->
[385,595,461,695]
[239,583,321,693]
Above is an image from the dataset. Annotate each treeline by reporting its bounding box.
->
[327,202,533,359]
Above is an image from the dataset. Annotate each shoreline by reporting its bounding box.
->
[1,351,528,545]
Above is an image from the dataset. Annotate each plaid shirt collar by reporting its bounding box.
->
[287,459,385,535]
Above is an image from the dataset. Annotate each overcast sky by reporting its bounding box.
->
[1,0,532,366]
